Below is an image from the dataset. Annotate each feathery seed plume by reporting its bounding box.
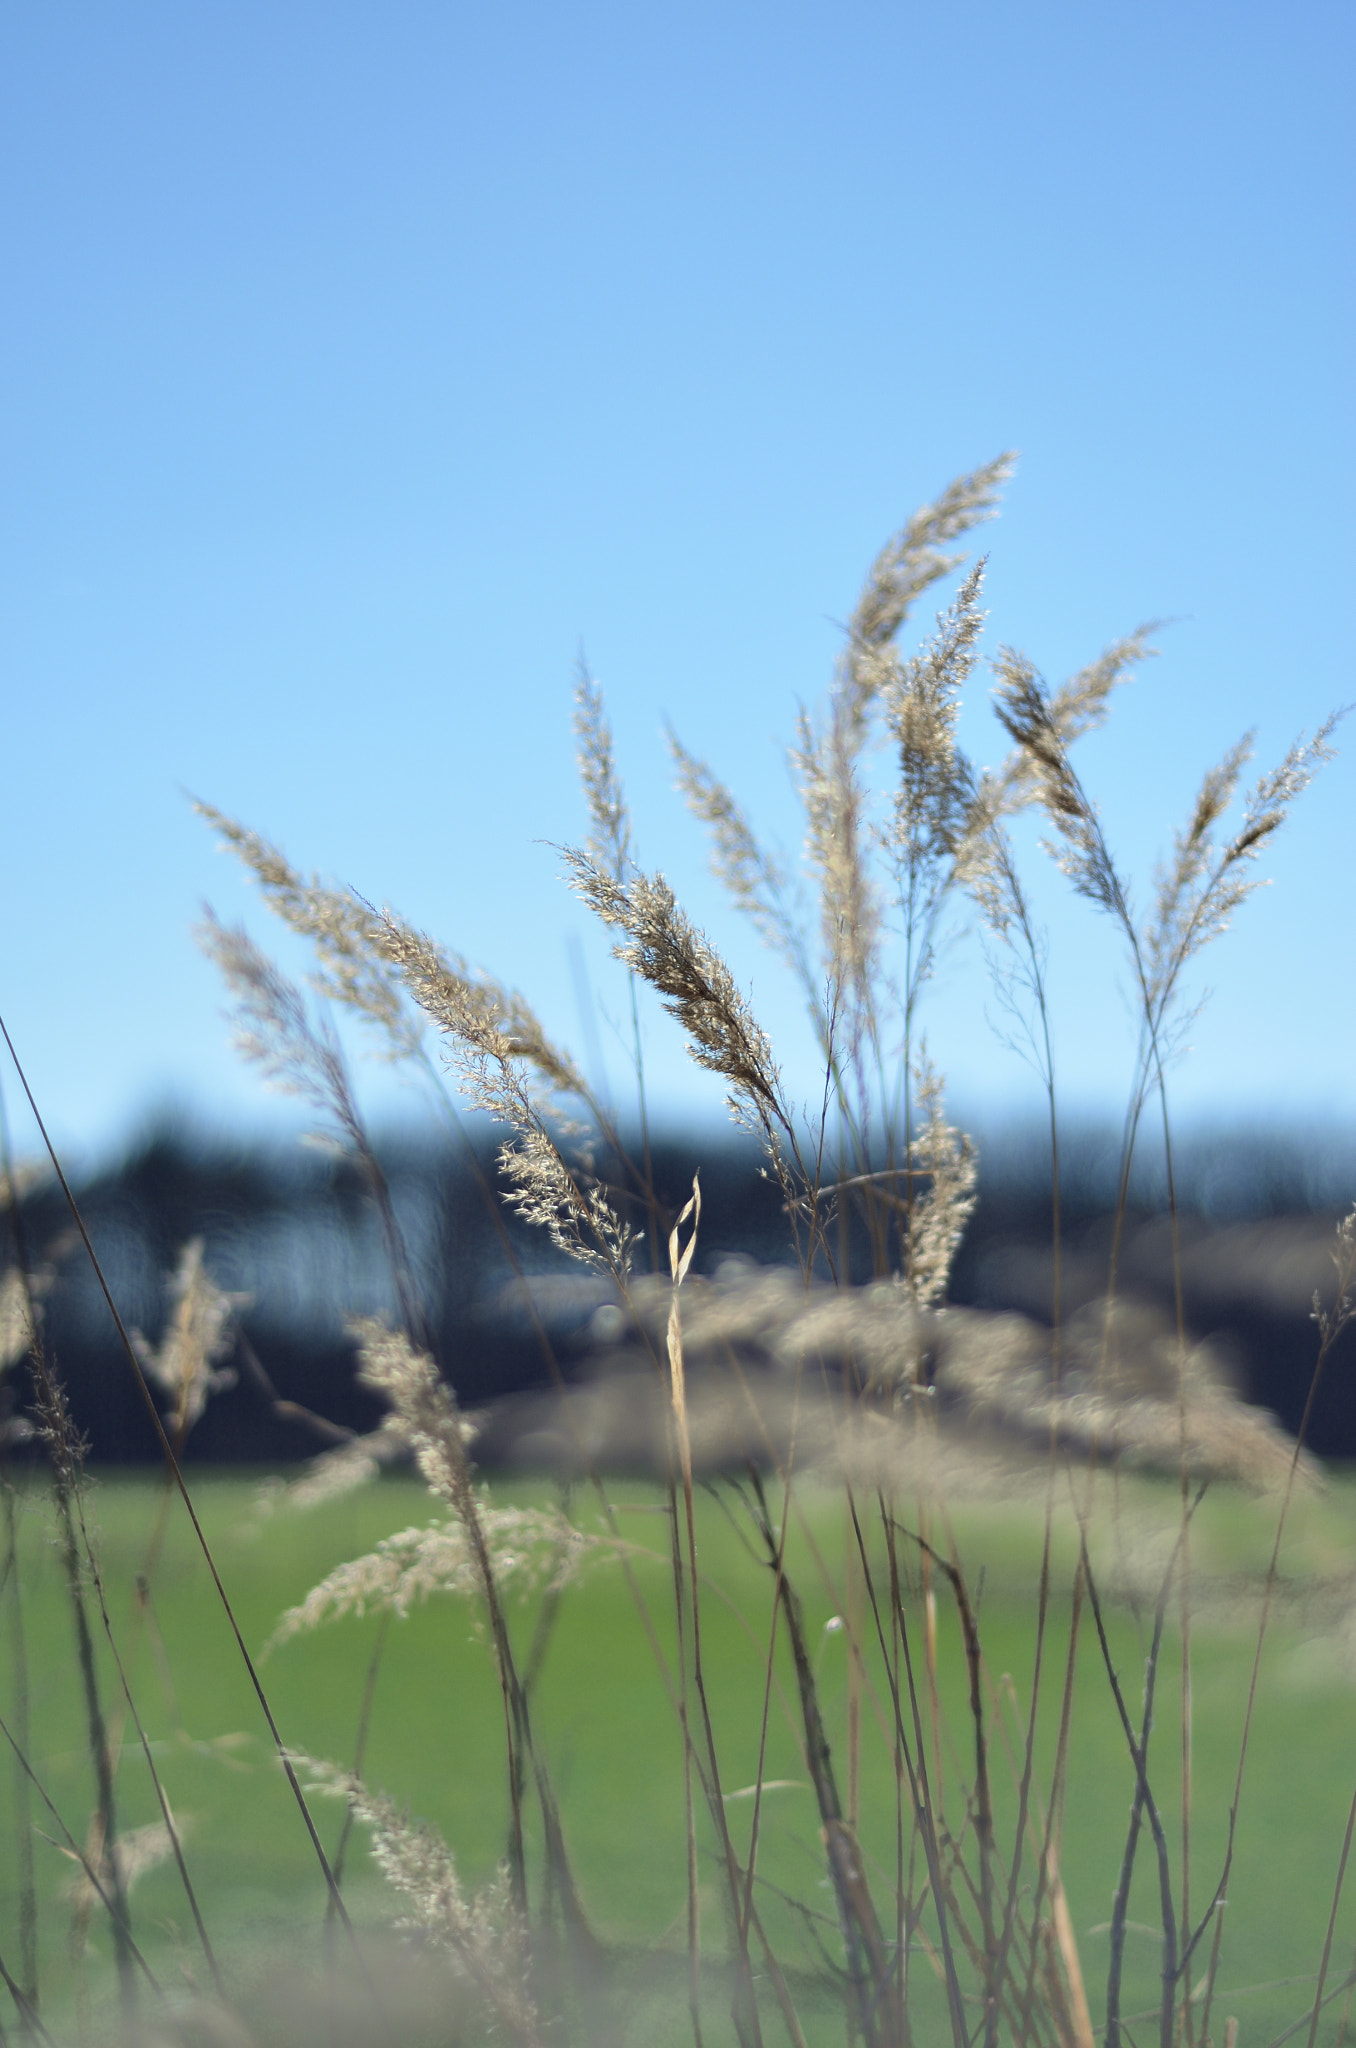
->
[791,701,881,1037]
[371,909,634,1276]
[906,1055,979,1311]
[350,1315,477,1519]
[561,847,794,1166]
[990,652,1133,927]
[195,801,422,1063]
[131,1238,247,1443]
[844,452,1014,733]
[196,911,373,1150]
[269,1507,602,1650]
[668,726,810,988]
[0,1262,55,1373]
[266,1414,413,1512]
[1142,714,1343,1031]
[572,661,632,882]
[297,1759,541,2045]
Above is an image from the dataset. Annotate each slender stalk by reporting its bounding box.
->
[0,1710,161,1998]
[68,1484,223,1996]
[0,1938,54,2047]
[0,1012,363,1946]
[329,1607,392,1905]
[1196,1205,1356,2046]
[1080,1499,1203,2048]
[0,1487,36,2011]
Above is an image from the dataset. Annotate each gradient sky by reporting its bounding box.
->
[4,0,1352,1176]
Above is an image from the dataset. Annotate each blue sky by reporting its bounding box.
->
[4,0,1353,1174]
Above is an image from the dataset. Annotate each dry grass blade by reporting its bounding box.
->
[667,1176,701,1505]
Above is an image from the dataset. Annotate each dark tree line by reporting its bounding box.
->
[3,1118,1354,1463]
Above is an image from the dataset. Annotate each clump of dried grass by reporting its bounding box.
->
[6,455,1345,2048]
[177,456,1345,2048]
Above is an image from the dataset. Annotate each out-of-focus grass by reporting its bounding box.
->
[5,1466,1356,2042]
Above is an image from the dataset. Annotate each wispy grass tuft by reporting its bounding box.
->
[1,454,1348,2048]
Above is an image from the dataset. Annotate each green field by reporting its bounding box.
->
[5,1464,1356,2044]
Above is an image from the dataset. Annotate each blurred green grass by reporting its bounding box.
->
[5,1465,1356,2042]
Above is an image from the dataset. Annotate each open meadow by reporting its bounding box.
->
[7,1467,1356,2045]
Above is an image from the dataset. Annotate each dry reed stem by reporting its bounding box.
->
[666,1177,705,2042]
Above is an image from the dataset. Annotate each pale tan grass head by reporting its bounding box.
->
[0,1259,55,1372]
[0,1157,51,1210]
[369,909,587,1102]
[131,1237,247,1441]
[295,1758,541,2046]
[790,698,881,1040]
[267,1506,602,1651]
[843,451,1014,733]
[371,908,634,1276]
[561,849,794,1166]
[905,1051,979,1310]
[990,650,1133,928]
[195,802,422,1064]
[784,457,1014,1058]
[349,1315,476,1518]
[1143,712,1344,1020]
[667,725,809,987]
[984,625,1160,822]
[196,912,371,1151]
[883,559,987,871]
[572,659,632,883]
[63,1817,184,1916]
[256,1412,412,1514]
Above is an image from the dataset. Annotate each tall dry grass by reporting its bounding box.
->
[1,456,1353,2046]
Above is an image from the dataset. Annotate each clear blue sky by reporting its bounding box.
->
[4,0,1353,1175]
